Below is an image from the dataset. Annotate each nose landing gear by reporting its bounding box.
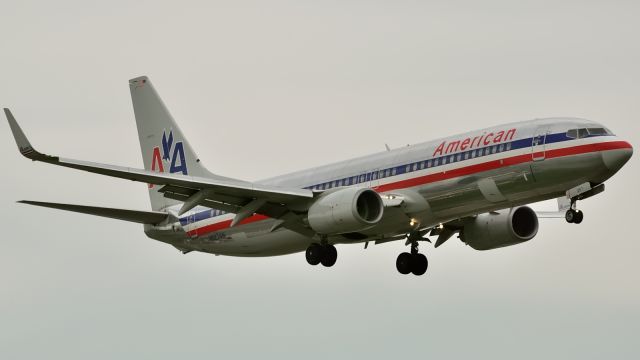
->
[565,198,584,224]
[565,208,584,224]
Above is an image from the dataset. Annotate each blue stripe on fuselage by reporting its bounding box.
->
[179,132,613,225]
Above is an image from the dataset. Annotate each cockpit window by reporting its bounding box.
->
[587,127,612,136]
[566,127,613,139]
[577,128,589,138]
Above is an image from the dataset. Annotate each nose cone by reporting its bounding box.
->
[602,141,633,172]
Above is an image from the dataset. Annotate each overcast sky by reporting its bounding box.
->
[1,1,639,359]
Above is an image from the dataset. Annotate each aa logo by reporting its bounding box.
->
[149,130,187,188]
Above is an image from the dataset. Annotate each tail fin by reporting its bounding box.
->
[129,76,212,211]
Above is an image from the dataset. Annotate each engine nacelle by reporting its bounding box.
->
[307,187,384,235]
[461,206,539,250]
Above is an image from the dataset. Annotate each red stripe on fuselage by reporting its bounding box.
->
[375,140,630,193]
[187,214,270,237]
[186,140,631,237]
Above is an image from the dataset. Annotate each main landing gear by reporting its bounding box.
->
[306,243,338,267]
[396,241,428,276]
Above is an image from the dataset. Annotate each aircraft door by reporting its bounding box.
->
[531,126,548,161]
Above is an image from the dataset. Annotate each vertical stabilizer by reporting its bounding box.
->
[129,76,211,211]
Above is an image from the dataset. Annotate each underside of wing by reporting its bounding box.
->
[5,108,315,233]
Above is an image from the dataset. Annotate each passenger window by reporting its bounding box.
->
[499,144,504,152]
[506,142,512,151]
[406,165,411,172]
[391,168,396,175]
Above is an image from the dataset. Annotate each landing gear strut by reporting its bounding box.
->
[565,200,584,224]
[305,243,338,267]
[396,241,428,276]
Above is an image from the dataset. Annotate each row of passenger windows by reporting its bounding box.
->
[306,142,514,191]
[566,127,613,139]
[200,128,614,219]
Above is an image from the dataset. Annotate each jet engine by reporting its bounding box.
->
[307,187,384,235]
[460,206,539,250]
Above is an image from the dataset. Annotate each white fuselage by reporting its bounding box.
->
[145,117,632,256]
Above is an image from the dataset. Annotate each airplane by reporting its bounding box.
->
[5,76,633,276]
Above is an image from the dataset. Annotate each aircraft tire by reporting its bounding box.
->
[320,244,337,267]
[565,209,576,223]
[396,252,412,275]
[574,210,584,224]
[411,253,428,276]
[306,244,322,266]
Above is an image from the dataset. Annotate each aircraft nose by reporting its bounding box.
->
[602,141,633,172]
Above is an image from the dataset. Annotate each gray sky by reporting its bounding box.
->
[1,1,639,359]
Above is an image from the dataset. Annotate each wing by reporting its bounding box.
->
[19,200,170,224]
[6,109,314,232]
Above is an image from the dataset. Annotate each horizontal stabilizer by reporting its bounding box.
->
[19,200,169,224]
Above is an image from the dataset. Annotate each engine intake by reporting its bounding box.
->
[461,206,539,250]
[307,187,384,235]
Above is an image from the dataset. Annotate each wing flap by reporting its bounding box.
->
[19,200,169,224]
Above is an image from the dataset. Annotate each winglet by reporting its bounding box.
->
[5,108,52,161]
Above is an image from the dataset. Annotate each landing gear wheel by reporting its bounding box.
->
[411,253,428,276]
[305,244,322,266]
[320,244,337,267]
[396,252,413,275]
[565,209,584,224]
[573,210,584,224]
[565,209,576,223]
